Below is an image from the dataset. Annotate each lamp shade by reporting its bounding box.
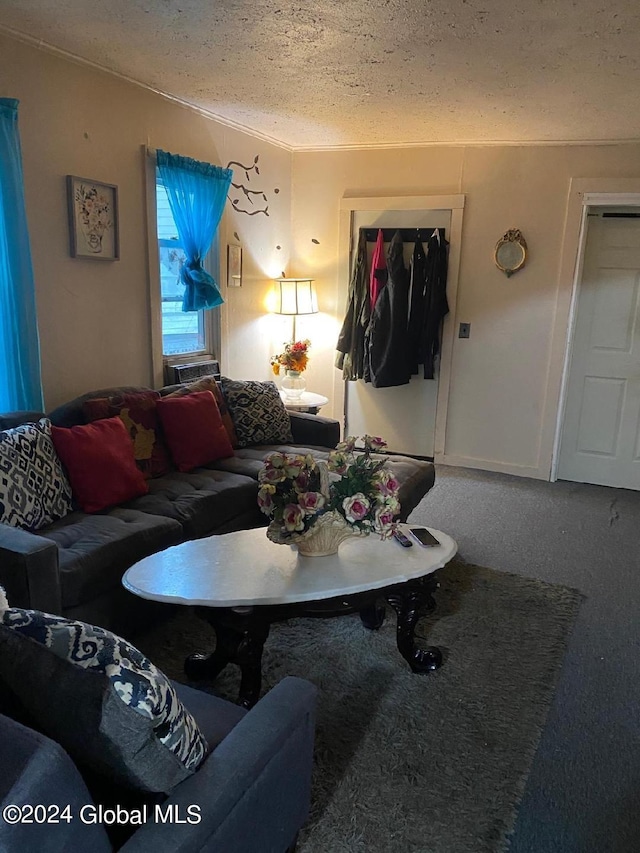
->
[274,278,318,315]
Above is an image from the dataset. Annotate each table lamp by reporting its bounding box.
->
[274,278,318,341]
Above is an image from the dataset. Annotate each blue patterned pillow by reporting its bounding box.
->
[0,606,208,793]
[221,378,293,447]
[0,418,72,529]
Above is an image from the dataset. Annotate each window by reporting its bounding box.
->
[156,180,219,358]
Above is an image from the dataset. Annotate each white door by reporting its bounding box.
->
[557,212,640,490]
[346,208,451,457]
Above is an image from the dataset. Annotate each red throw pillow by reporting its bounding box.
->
[156,391,234,473]
[82,391,171,478]
[165,377,239,449]
[51,417,149,513]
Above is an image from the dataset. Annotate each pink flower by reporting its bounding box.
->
[327,450,349,474]
[374,505,396,535]
[363,435,387,453]
[298,491,325,515]
[259,465,287,485]
[282,503,305,532]
[294,471,310,491]
[257,485,275,515]
[374,470,400,497]
[284,454,308,479]
[342,493,370,523]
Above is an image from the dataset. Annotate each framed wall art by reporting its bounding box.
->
[67,175,120,260]
[227,243,242,286]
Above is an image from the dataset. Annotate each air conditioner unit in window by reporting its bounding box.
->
[166,360,221,386]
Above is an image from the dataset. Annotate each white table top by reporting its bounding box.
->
[122,524,457,608]
[278,390,329,410]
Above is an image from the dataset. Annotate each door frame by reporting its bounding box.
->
[337,194,465,460]
[548,180,640,481]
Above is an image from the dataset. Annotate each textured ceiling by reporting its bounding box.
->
[2,0,640,149]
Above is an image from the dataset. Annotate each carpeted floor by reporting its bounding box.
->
[138,559,582,853]
[410,465,640,853]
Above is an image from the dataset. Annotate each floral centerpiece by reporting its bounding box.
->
[270,339,311,376]
[258,435,400,556]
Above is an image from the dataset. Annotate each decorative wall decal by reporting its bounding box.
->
[312,238,320,244]
[276,245,282,250]
[226,155,269,217]
[274,188,280,194]
[233,231,240,241]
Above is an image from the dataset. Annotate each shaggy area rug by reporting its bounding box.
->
[137,560,583,853]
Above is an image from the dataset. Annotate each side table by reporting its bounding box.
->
[279,390,329,414]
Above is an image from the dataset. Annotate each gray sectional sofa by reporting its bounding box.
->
[0,383,436,637]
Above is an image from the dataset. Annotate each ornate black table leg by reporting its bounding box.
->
[359,602,387,630]
[385,575,442,673]
[184,608,270,708]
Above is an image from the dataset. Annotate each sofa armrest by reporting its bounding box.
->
[289,411,340,449]
[0,411,45,430]
[0,524,61,614]
[121,676,317,853]
[0,714,112,853]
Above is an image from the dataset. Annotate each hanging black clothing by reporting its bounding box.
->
[367,230,411,388]
[407,239,427,376]
[335,230,371,380]
[420,230,449,380]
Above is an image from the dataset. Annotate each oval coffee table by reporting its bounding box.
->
[123,524,457,707]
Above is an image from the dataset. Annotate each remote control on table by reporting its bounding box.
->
[393,529,413,547]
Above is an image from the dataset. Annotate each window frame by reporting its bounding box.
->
[145,148,221,387]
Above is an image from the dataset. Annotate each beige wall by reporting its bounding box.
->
[292,144,640,477]
[0,34,292,410]
[5,32,640,478]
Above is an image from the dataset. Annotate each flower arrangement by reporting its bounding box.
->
[270,339,311,376]
[258,435,400,547]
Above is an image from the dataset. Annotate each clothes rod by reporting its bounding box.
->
[359,227,445,242]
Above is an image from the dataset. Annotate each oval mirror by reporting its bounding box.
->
[494,230,527,277]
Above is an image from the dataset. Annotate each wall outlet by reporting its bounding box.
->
[459,323,471,339]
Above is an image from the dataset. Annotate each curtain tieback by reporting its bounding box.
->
[180,261,223,312]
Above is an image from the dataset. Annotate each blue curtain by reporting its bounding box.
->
[156,150,232,312]
[0,98,43,413]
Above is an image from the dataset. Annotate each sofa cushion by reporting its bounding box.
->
[51,418,149,513]
[34,508,183,609]
[124,470,262,539]
[156,391,234,472]
[165,376,239,448]
[0,418,73,531]
[0,606,208,794]
[83,390,171,479]
[221,378,293,447]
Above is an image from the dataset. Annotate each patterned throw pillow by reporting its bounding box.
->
[165,376,239,448]
[221,378,293,448]
[0,605,208,793]
[0,418,72,530]
[82,391,171,478]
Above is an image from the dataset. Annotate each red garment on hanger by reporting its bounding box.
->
[369,228,388,310]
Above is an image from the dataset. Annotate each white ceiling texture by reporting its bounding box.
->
[2,0,640,150]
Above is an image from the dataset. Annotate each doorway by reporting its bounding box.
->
[346,208,451,457]
[556,208,640,490]
[336,194,465,460]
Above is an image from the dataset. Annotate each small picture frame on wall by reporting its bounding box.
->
[67,175,120,260]
[227,244,242,286]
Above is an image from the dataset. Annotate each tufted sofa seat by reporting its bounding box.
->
[0,384,435,637]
